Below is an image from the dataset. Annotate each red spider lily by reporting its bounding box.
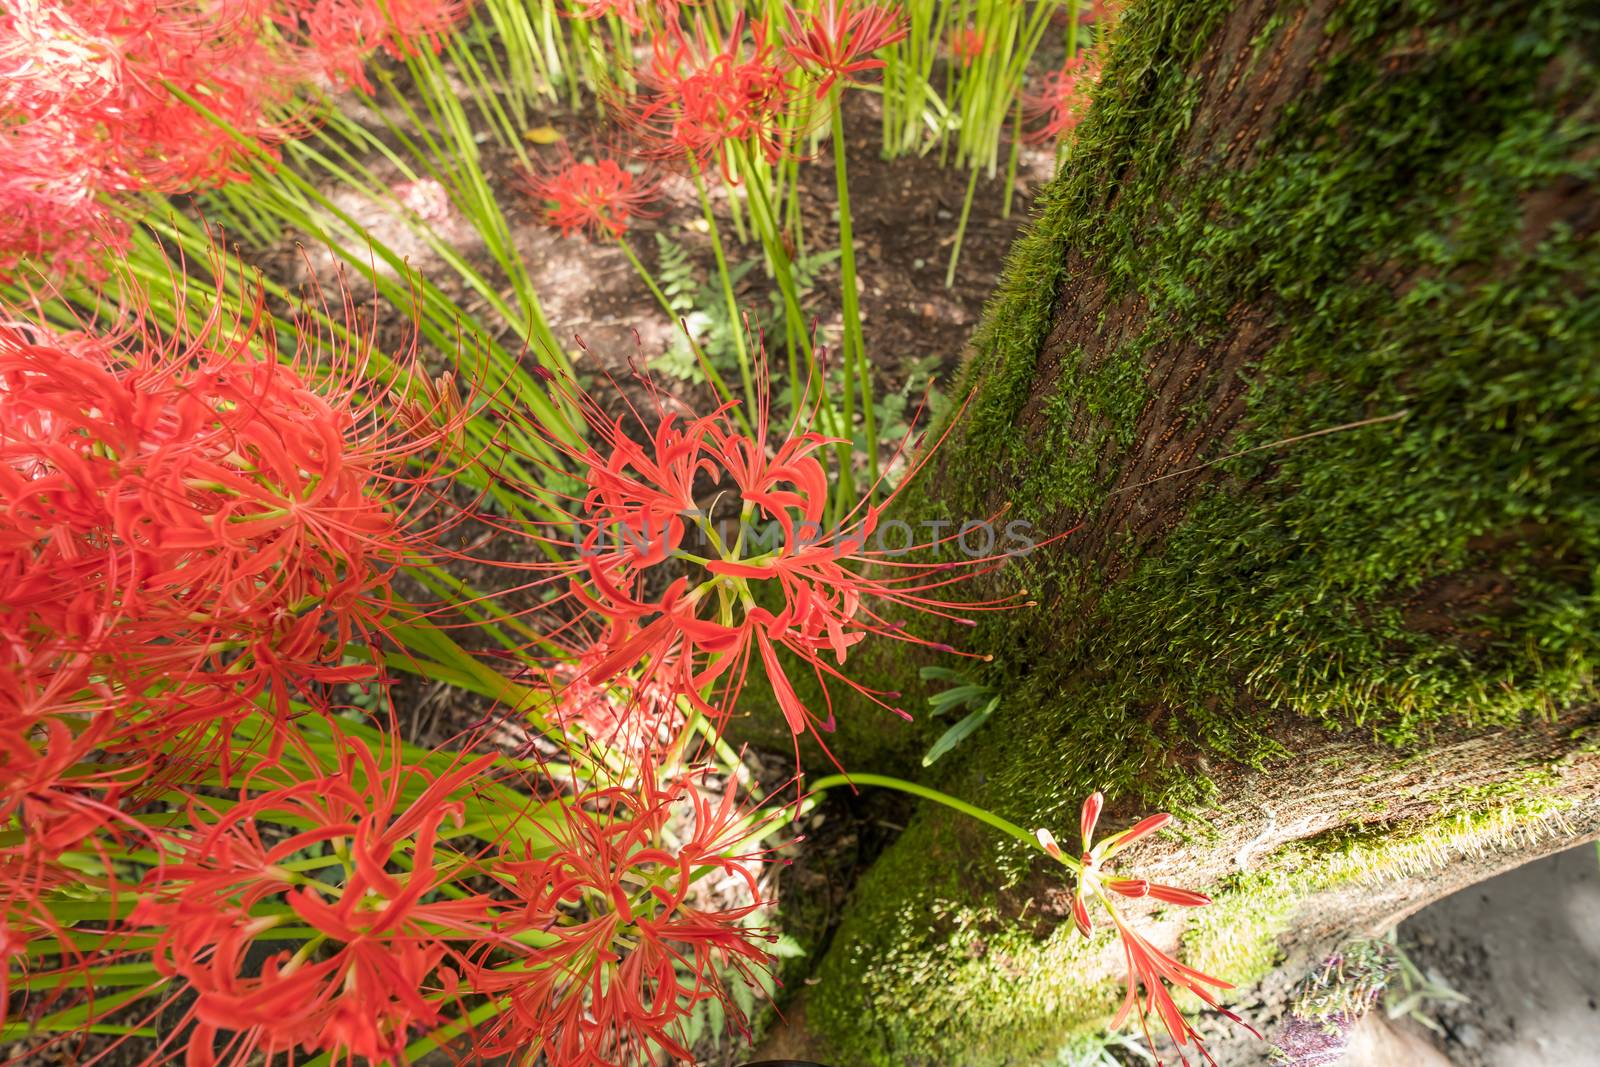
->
[0,0,312,277]
[630,17,792,179]
[471,354,1040,765]
[0,267,473,787]
[1036,794,1257,1065]
[563,0,700,33]
[132,738,502,1066]
[1104,907,1244,1066]
[472,762,780,1065]
[542,642,687,756]
[524,157,659,240]
[1024,52,1102,142]
[301,0,468,92]
[948,26,986,67]
[781,0,908,99]
[1036,793,1209,938]
[567,0,645,33]
[0,0,472,276]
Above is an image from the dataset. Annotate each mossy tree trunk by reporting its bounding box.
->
[787,1,1600,1064]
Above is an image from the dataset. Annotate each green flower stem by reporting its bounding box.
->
[734,143,835,427]
[612,236,750,431]
[807,772,1079,873]
[944,163,981,289]
[1003,97,1023,218]
[829,88,879,502]
[724,153,751,245]
[688,155,756,405]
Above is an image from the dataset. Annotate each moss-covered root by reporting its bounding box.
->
[805,0,1600,1062]
[811,723,1600,1066]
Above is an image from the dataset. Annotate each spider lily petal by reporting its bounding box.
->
[1080,790,1104,853]
[1148,883,1213,908]
[782,0,909,99]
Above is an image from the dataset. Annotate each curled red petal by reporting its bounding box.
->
[1148,882,1212,908]
[1080,791,1104,851]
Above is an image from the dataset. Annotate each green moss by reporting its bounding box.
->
[942,0,1600,814]
[809,0,1600,1061]
[1184,771,1578,991]
[809,810,1122,1067]
[815,763,1579,1067]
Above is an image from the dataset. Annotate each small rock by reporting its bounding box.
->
[1340,1014,1456,1067]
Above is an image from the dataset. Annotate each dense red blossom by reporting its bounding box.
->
[0,0,472,276]
[781,0,908,99]
[0,0,313,279]
[567,0,644,33]
[1024,52,1102,142]
[524,157,658,239]
[948,26,986,67]
[0,270,470,807]
[475,356,1036,762]
[631,18,792,178]
[301,0,468,91]
[472,763,778,1065]
[1037,794,1257,1065]
[133,739,500,1066]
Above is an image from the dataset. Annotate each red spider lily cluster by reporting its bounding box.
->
[525,155,660,239]
[474,763,780,1064]
[524,0,907,227]
[1025,52,1104,142]
[0,271,795,1066]
[1036,794,1261,1065]
[632,16,794,177]
[132,741,501,1064]
[0,271,469,1027]
[0,277,1249,1067]
[0,0,467,280]
[478,360,1029,765]
[0,277,465,805]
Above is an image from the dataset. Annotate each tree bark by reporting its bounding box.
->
[786,1,1600,1063]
